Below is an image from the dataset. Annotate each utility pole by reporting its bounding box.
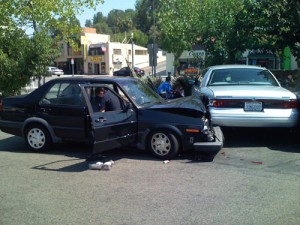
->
[152,0,156,77]
[131,32,134,68]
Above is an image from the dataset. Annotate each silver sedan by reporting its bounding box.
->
[200,65,299,127]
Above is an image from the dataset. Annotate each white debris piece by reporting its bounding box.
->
[88,162,103,170]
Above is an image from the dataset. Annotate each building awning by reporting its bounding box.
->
[89,44,106,52]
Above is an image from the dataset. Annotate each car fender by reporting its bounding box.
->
[137,124,183,150]
[22,117,61,143]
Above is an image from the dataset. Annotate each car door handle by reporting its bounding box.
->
[95,117,107,123]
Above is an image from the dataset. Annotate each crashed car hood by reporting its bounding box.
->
[208,85,296,99]
[149,96,206,112]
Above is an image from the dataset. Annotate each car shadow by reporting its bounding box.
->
[0,135,216,174]
[222,127,300,153]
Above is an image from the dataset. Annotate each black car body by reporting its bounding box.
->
[0,76,223,159]
[113,67,145,77]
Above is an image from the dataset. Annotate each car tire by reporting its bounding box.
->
[25,124,52,152]
[147,129,179,159]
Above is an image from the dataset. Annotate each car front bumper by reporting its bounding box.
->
[193,126,223,153]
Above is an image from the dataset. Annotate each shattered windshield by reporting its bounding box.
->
[118,79,162,106]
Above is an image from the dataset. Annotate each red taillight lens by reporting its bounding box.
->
[283,99,298,108]
[211,100,225,107]
[211,99,298,109]
[210,99,241,107]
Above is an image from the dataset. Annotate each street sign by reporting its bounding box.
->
[71,58,74,65]
[81,36,87,45]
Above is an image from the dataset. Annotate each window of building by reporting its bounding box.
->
[135,50,147,55]
[113,49,122,55]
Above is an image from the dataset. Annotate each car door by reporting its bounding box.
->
[81,84,137,154]
[38,82,89,140]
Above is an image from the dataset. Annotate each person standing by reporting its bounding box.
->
[157,76,173,99]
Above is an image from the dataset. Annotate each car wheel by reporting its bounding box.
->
[147,130,179,159]
[25,124,52,152]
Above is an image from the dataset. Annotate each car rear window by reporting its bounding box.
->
[208,68,279,86]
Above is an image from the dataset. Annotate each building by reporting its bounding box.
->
[241,47,298,70]
[55,28,149,75]
[166,46,298,75]
[166,45,205,76]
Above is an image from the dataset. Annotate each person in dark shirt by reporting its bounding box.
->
[94,87,119,112]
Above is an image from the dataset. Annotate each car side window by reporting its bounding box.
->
[40,83,84,106]
[89,86,123,112]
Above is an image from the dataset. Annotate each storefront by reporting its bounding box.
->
[87,44,107,75]
[166,45,205,76]
[247,48,277,69]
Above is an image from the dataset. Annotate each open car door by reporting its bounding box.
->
[81,84,137,154]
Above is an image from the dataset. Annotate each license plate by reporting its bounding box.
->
[244,102,263,111]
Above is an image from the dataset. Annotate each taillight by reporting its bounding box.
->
[210,99,242,108]
[210,99,298,109]
[210,100,225,107]
[0,98,2,112]
[283,99,298,108]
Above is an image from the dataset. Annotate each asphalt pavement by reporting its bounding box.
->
[0,128,299,225]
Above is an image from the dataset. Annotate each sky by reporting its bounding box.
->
[78,0,136,27]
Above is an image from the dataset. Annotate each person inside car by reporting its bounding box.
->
[93,87,120,112]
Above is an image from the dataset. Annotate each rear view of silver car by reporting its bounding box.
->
[200,65,299,127]
[48,67,64,76]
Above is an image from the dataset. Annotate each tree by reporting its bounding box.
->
[28,30,61,87]
[197,0,249,65]
[0,0,104,95]
[0,26,32,96]
[134,0,162,34]
[1,0,103,38]
[85,19,93,28]
[94,22,113,34]
[93,12,106,24]
[157,0,201,73]
[106,9,135,34]
[133,30,149,47]
[248,0,300,63]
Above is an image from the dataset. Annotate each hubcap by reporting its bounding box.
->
[151,133,171,156]
[27,128,46,149]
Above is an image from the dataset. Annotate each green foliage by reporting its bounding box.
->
[28,30,61,78]
[0,0,104,96]
[85,19,93,27]
[132,30,149,47]
[248,0,300,59]
[157,0,201,72]
[134,0,161,34]
[1,0,104,45]
[94,21,113,34]
[0,26,32,96]
[197,0,247,65]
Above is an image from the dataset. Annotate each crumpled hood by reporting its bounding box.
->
[149,96,206,113]
[208,85,296,99]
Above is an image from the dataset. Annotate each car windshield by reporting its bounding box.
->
[208,68,279,86]
[118,79,162,106]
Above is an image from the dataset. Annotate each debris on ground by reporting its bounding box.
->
[88,160,115,170]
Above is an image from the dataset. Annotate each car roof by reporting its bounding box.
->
[48,75,137,83]
[208,64,267,70]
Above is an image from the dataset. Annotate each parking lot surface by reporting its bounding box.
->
[0,128,299,225]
